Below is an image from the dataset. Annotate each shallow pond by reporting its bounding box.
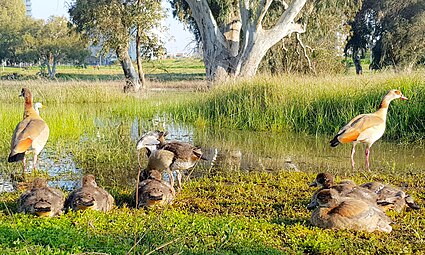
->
[2,104,424,191]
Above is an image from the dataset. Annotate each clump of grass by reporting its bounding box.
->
[171,72,425,142]
[0,170,424,254]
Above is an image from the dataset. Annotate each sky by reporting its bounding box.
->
[30,0,195,54]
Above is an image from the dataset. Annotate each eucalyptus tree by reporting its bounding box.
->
[259,0,360,74]
[346,0,425,70]
[0,0,27,63]
[170,0,308,84]
[34,17,89,78]
[69,0,163,92]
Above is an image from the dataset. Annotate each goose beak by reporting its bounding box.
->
[400,95,408,100]
[309,180,318,187]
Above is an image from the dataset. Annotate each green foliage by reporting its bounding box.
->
[260,0,360,74]
[0,0,30,63]
[170,72,425,142]
[346,0,425,69]
[69,0,164,57]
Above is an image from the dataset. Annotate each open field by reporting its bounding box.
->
[0,58,206,82]
[0,71,424,254]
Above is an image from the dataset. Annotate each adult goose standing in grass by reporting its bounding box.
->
[18,178,65,217]
[33,102,44,116]
[65,174,115,212]
[136,130,206,190]
[310,189,392,233]
[330,89,408,170]
[8,88,50,176]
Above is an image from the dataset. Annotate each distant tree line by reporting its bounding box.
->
[0,0,89,78]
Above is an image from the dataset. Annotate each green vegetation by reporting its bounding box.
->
[0,171,424,254]
[171,72,425,142]
[0,72,424,254]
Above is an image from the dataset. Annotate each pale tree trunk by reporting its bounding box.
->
[46,52,57,79]
[116,44,141,92]
[185,0,308,86]
[136,25,146,89]
[136,0,146,89]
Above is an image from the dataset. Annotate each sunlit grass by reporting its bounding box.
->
[0,73,424,254]
[0,170,424,254]
[171,72,425,142]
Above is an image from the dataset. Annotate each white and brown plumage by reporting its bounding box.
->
[18,178,65,217]
[307,173,378,210]
[361,181,420,212]
[330,89,408,170]
[136,130,205,189]
[65,174,115,212]
[8,88,50,174]
[137,169,175,208]
[310,189,392,233]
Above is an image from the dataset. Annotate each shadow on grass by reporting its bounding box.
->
[146,73,205,82]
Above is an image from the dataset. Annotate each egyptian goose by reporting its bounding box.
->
[65,174,115,212]
[361,181,420,212]
[136,169,175,208]
[310,189,392,233]
[308,173,378,210]
[136,130,205,189]
[18,178,65,217]
[330,89,408,170]
[33,102,44,116]
[8,88,50,175]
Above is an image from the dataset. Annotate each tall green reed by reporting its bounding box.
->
[170,72,425,142]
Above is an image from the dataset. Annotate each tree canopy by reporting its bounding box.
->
[346,0,425,70]
[69,0,164,92]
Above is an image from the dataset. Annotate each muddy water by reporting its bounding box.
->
[2,115,424,192]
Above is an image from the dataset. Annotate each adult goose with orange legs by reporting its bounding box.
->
[137,130,205,190]
[330,89,408,170]
[8,88,50,176]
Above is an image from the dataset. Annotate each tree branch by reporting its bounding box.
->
[256,0,273,28]
[296,32,315,73]
[269,0,307,36]
[185,0,227,46]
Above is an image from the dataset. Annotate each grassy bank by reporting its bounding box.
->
[1,170,424,254]
[0,58,206,82]
[0,75,424,254]
[171,72,425,142]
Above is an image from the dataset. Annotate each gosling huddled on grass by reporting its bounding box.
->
[308,172,420,233]
[18,178,65,217]
[65,174,115,212]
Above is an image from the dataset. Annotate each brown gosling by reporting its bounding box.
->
[18,178,65,217]
[361,181,420,212]
[311,189,392,233]
[65,174,115,212]
[137,169,175,208]
[308,173,378,210]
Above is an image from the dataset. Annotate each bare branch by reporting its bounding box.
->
[256,0,273,28]
[296,33,316,74]
[269,0,307,35]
